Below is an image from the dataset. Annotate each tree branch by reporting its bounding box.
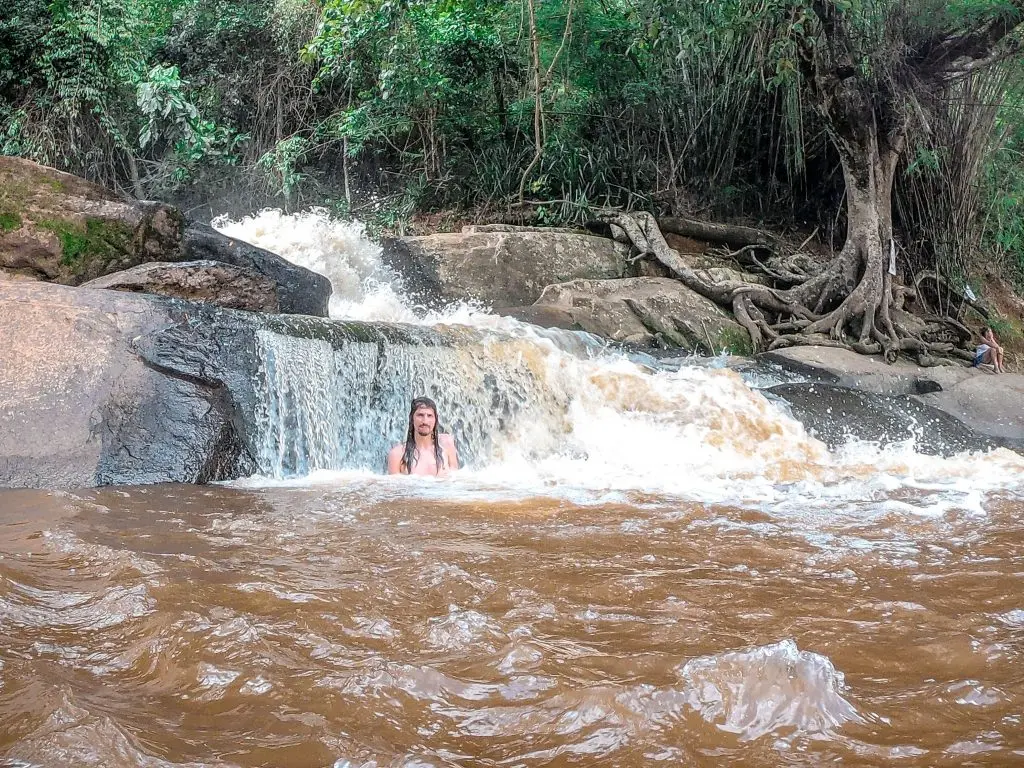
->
[913,1,1024,75]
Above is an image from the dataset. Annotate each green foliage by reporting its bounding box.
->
[137,63,247,181]
[0,210,22,233]
[0,0,244,193]
[257,135,313,206]
[716,325,754,357]
[982,89,1024,282]
[0,0,1022,291]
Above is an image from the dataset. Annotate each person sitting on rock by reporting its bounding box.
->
[974,326,1006,373]
[386,396,460,476]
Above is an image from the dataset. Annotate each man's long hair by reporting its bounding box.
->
[401,396,445,474]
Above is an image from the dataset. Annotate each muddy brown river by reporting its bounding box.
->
[4,212,1024,766]
[2,478,1023,767]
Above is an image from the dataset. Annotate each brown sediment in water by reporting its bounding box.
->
[1,483,1023,767]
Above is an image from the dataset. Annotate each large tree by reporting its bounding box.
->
[608,0,1024,361]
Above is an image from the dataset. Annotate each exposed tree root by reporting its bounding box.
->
[597,210,976,365]
[657,215,779,249]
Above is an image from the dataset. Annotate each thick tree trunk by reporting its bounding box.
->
[599,109,972,362]
[800,125,899,352]
[605,1,1024,363]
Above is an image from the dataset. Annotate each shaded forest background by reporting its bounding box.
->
[2,0,1023,305]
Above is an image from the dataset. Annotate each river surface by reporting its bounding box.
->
[3,211,1024,766]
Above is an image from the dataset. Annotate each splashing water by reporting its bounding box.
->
[3,213,1024,768]
[676,639,864,741]
[213,209,487,324]
[216,209,1024,511]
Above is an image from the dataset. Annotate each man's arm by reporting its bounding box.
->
[440,433,459,470]
[386,444,404,474]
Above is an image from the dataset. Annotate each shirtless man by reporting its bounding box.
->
[386,396,460,476]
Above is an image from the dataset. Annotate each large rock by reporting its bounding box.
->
[0,281,558,489]
[761,345,972,394]
[766,383,998,455]
[761,345,1024,452]
[0,280,355,488]
[0,281,253,488]
[381,229,632,308]
[0,156,182,283]
[180,223,329,317]
[528,277,749,352]
[82,260,280,313]
[0,156,330,316]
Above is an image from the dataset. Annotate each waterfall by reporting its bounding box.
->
[251,327,576,478]
[220,210,1024,504]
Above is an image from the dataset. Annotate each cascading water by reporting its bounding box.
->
[4,209,1024,767]
[251,327,575,477]
[219,209,1024,507]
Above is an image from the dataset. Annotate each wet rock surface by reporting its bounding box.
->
[181,223,330,316]
[0,281,259,488]
[762,346,1024,453]
[0,282,454,489]
[766,383,999,455]
[82,260,280,312]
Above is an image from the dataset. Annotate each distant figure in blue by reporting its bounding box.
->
[386,396,459,476]
[974,327,1006,373]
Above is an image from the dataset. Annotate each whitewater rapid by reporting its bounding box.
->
[214,210,1024,511]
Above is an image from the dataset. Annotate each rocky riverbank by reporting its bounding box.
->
[1,158,1022,489]
[758,346,1024,454]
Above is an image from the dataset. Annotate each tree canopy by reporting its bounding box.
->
[1,0,1023,300]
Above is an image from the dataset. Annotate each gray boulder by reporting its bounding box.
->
[461,224,581,234]
[381,229,632,308]
[180,223,329,316]
[0,156,330,316]
[528,277,749,352]
[767,383,998,455]
[762,345,1024,452]
[0,280,560,489]
[0,281,254,488]
[0,155,183,283]
[82,260,280,313]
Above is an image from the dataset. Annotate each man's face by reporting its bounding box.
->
[413,405,436,436]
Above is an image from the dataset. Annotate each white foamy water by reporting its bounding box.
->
[213,209,488,324]
[215,210,1024,509]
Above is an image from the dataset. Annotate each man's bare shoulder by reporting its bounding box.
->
[385,443,405,474]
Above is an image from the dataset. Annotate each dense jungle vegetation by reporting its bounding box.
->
[1,0,1023,300]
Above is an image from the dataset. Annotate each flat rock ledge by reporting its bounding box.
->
[761,346,1024,453]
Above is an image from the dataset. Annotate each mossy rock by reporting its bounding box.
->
[0,155,184,283]
[0,157,328,315]
[37,217,135,271]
